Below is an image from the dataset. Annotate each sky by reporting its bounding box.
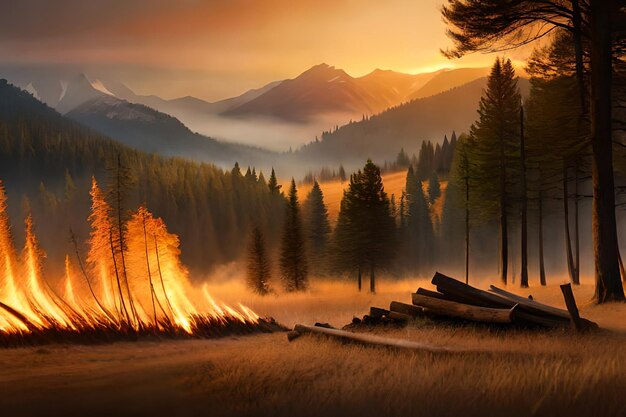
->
[0,0,532,102]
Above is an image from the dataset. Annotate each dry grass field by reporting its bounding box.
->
[1,278,624,417]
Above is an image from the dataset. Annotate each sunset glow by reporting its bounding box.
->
[0,0,528,101]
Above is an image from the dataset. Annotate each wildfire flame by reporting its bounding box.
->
[0,178,262,341]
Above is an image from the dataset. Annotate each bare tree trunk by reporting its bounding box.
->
[357,266,362,292]
[370,264,376,294]
[109,228,131,325]
[465,167,470,285]
[589,0,625,302]
[618,246,626,284]
[499,132,508,285]
[563,164,576,283]
[539,191,546,286]
[574,166,580,285]
[520,103,529,288]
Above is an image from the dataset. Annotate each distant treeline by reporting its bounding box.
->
[0,79,285,276]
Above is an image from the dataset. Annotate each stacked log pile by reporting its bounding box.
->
[289,272,598,351]
[373,272,598,331]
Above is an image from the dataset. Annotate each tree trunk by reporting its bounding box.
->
[563,164,576,283]
[589,0,625,302]
[499,132,508,285]
[520,103,528,288]
[370,264,375,293]
[574,167,580,285]
[357,266,362,292]
[539,191,546,286]
[465,169,470,285]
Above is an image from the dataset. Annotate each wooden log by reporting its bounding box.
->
[491,284,598,329]
[416,288,448,300]
[512,310,570,328]
[388,311,413,321]
[389,301,426,317]
[369,307,389,318]
[432,272,513,308]
[292,324,482,354]
[287,330,302,341]
[560,283,583,331]
[433,273,575,327]
[411,293,515,323]
[489,285,570,319]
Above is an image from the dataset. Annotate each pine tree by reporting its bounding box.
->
[333,160,395,292]
[268,168,281,194]
[468,57,521,285]
[247,227,271,295]
[396,148,410,168]
[428,172,441,204]
[303,181,331,274]
[338,164,347,183]
[280,179,308,291]
[405,166,433,274]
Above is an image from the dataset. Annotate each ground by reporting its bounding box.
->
[1,280,624,417]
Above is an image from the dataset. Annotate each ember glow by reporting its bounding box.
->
[0,179,273,345]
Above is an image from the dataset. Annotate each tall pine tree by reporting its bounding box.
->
[333,160,395,292]
[469,57,521,285]
[280,179,308,291]
[303,180,331,274]
[247,226,272,295]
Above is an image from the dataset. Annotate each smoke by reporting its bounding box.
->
[177,112,357,152]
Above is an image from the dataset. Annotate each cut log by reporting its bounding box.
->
[489,285,570,320]
[491,284,598,329]
[432,272,513,309]
[512,310,570,328]
[389,301,426,318]
[411,293,515,323]
[369,307,389,318]
[415,288,448,300]
[292,324,483,354]
[387,311,413,321]
[287,330,302,341]
[433,273,580,325]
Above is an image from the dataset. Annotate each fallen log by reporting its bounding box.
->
[387,311,413,321]
[411,293,515,323]
[433,273,582,327]
[291,324,482,354]
[489,285,570,320]
[432,272,512,309]
[415,288,448,300]
[369,307,389,318]
[389,301,426,318]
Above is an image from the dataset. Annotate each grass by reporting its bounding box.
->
[1,278,624,417]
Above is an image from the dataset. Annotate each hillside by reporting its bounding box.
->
[408,67,491,100]
[295,77,530,166]
[0,79,283,274]
[66,94,276,168]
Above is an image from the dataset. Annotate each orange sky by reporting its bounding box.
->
[0,0,533,101]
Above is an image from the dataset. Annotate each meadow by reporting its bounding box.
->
[1,277,624,417]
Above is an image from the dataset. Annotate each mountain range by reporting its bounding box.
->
[296,76,531,167]
[15,63,490,127]
[4,63,525,175]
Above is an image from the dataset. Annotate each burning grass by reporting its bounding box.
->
[0,180,282,347]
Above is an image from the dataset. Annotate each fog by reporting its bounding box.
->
[176,112,357,152]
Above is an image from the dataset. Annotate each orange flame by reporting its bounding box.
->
[0,178,260,337]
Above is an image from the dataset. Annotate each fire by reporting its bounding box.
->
[0,179,265,343]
